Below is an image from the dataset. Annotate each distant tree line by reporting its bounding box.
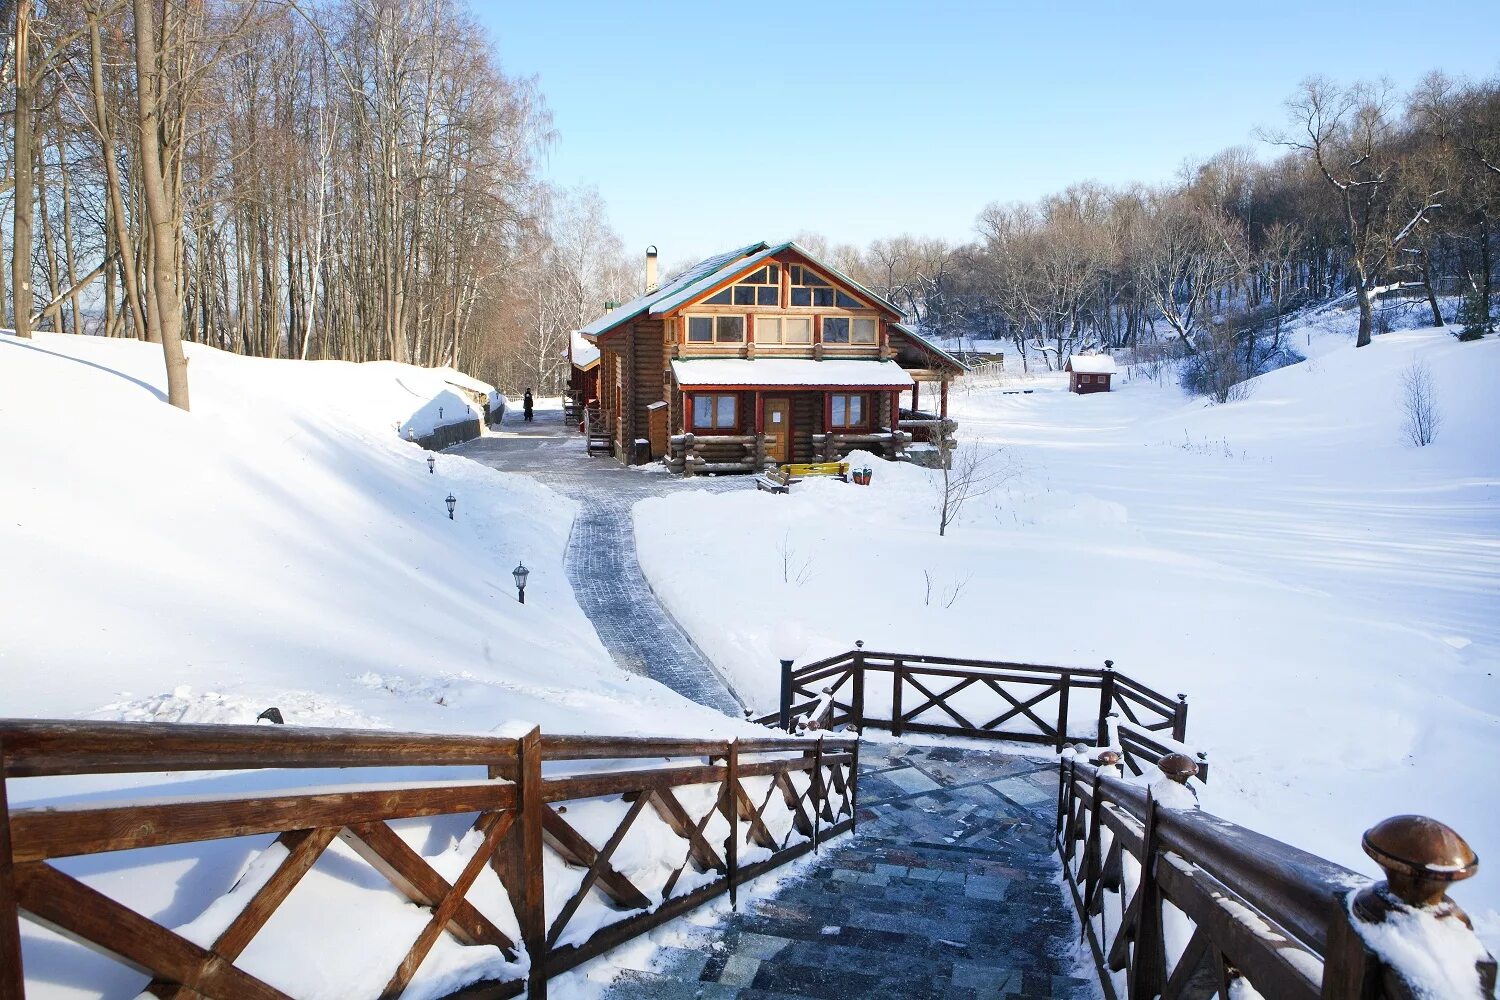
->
[1,0,636,408]
[813,75,1500,371]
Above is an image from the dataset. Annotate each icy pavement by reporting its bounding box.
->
[449,403,745,716]
[603,740,1097,999]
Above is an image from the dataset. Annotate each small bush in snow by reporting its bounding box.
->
[1179,325,1254,404]
[1399,361,1441,447]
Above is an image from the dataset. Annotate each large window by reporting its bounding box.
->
[829,393,867,429]
[691,394,738,430]
[686,315,745,344]
[820,317,878,345]
[753,315,813,345]
[705,264,780,307]
[789,264,834,308]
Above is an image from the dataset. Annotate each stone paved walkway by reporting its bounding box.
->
[604,741,1096,1000]
[449,403,744,715]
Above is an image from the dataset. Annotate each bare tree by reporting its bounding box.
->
[935,444,1011,537]
[1399,360,1441,446]
[1276,78,1444,348]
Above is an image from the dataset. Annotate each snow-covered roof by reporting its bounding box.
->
[577,242,767,338]
[1066,354,1117,374]
[570,331,599,370]
[671,359,915,389]
[576,240,904,340]
[890,322,970,372]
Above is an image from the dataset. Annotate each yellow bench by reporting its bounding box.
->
[755,461,850,493]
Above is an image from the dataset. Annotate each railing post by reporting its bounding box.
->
[1323,816,1496,1000]
[849,738,860,832]
[891,658,904,737]
[517,727,547,1000]
[1172,693,1189,743]
[851,641,866,731]
[1126,790,1168,1000]
[1056,672,1072,751]
[811,736,824,852]
[778,659,795,732]
[1097,659,1116,746]
[0,734,25,1000]
[723,740,740,909]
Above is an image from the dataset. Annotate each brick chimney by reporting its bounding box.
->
[645,245,659,294]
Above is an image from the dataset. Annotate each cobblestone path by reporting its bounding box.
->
[449,403,744,715]
[604,741,1095,1000]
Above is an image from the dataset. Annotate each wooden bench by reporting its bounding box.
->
[754,461,849,493]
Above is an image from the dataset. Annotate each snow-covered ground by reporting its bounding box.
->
[0,332,756,998]
[635,320,1500,949]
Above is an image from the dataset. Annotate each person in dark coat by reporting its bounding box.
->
[523,388,534,422]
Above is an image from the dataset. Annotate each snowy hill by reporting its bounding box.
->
[0,332,735,736]
[635,324,1500,947]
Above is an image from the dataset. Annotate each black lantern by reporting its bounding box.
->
[439,406,444,419]
[407,427,415,441]
[513,561,530,603]
[445,493,457,519]
[427,455,436,474]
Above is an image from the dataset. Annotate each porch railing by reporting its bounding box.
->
[812,429,912,462]
[1057,753,1495,999]
[0,720,856,1000]
[757,647,1201,782]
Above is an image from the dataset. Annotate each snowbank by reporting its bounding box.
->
[635,325,1500,949]
[0,332,751,998]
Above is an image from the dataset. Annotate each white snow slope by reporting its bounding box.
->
[635,323,1500,949]
[0,332,754,998]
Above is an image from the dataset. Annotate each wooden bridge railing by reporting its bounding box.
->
[1057,751,1496,999]
[759,646,1198,781]
[0,720,857,1000]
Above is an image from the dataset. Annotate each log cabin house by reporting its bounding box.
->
[1064,353,1116,394]
[576,242,967,473]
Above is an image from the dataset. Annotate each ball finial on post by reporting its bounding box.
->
[1158,752,1198,784]
[1361,815,1479,912]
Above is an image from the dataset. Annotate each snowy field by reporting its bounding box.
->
[635,320,1500,949]
[0,333,757,998]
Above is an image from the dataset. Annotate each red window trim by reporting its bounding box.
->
[828,392,870,431]
[687,392,742,433]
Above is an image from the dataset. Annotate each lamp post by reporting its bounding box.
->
[427,455,435,474]
[445,494,457,519]
[513,561,530,604]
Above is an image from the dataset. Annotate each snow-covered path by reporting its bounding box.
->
[450,404,745,716]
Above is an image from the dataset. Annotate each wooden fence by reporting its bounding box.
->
[759,647,1197,780]
[0,720,857,1000]
[1056,753,1496,999]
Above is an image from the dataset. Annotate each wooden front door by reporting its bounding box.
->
[763,396,791,464]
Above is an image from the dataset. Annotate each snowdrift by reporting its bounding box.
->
[635,325,1500,949]
[0,332,749,998]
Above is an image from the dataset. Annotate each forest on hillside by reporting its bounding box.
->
[2,0,1497,405]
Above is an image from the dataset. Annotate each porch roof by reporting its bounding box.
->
[671,359,915,390]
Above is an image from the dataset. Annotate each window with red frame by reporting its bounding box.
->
[829,393,867,429]
[690,394,738,431]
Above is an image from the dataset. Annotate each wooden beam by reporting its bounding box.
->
[0,737,24,1000]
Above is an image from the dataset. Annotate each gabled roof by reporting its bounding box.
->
[577,239,905,341]
[1065,354,1116,375]
[578,242,767,338]
[889,322,971,373]
[569,331,599,370]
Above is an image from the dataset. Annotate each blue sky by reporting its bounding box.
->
[476,2,1498,265]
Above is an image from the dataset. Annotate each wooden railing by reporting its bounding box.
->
[759,647,1197,781]
[0,720,857,1000]
[664,432,774,475]
[811,429,912,462]
[1057,753,1496,999]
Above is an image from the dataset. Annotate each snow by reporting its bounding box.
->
[636,321,1500,952]
[671,358,914,388]
[1349,893,1492,1000]
[570,330,600,369]
[1065,354,1117,374]
[0,331,760,998]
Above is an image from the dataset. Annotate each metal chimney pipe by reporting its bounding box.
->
[645,245,659,293]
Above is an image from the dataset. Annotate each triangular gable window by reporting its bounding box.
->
[704,264,780,307]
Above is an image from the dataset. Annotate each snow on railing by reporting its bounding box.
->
[1057,750,1496,999]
